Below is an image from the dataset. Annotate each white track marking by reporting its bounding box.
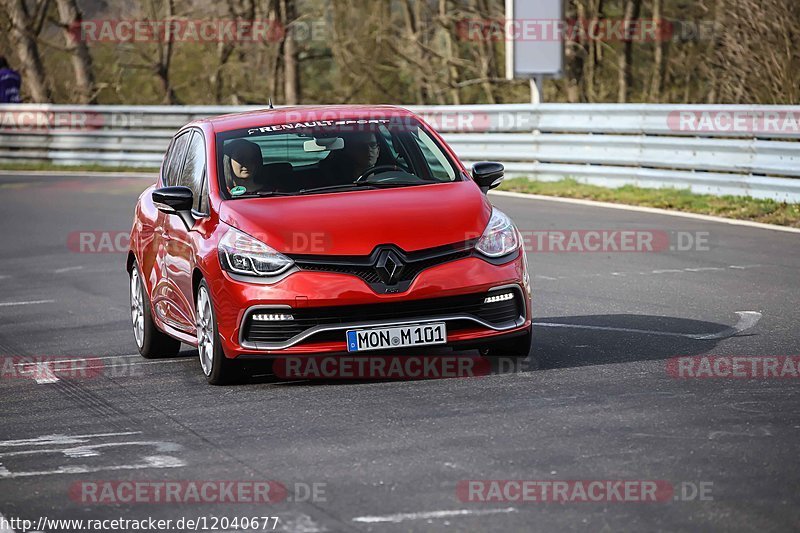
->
[79,359,193,369]
[352,508,517,524]
[0,456,185,479]
[533,265,765,282]
[0,300,54,308]
[691,311,762,340]
[279,513,327,533]
[0,435,185,479]
[0,432,141,447]
[490,190,800,234]
[53,266,84,274]
[0,441,182,459]
[15,358,192,369]
[534,311,761,341]
[15,358,193,385]
[12,354,144,367]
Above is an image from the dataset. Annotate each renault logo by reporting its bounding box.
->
[375,250,405,285]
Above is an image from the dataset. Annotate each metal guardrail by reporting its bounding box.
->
[1,103,799,202]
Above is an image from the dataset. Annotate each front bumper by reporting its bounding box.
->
[209,253,531,358]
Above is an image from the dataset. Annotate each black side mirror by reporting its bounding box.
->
[471,162,505,193]
[153,186,194,229]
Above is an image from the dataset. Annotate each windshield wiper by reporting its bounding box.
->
[298,181,430,195]
[234,190,297,198]
[297,183,379,195]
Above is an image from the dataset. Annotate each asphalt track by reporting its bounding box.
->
[0,172,799,532]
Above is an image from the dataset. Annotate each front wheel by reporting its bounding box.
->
[130,262,181,359]
[196,280,240,385]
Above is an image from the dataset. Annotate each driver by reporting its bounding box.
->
[343,132,380,180]
[320,132,380,185]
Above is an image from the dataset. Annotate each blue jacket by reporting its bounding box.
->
[0,68,22,103]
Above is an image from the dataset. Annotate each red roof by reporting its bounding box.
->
[197,105,418,133]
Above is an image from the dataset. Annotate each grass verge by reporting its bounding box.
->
[499,178,800,228]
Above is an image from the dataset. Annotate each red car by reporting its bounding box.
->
[127,105,532,384]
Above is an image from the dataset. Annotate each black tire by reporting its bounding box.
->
[196,279,241,385]
[130,261,181,359]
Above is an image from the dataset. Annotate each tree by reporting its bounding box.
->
[4,0,51,102]
[55,0,96,103]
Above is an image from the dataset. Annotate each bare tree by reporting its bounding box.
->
[55,0,96,103]
[618,0,642,102]
[280,0,299,104]
[4,0,51,102]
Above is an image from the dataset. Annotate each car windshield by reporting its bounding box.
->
[216,117,460,198]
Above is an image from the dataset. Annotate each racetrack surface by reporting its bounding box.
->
[1,173,799,532]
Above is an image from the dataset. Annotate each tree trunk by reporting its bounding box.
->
[617,0,642,103]
[5,0,50,102]
[55,0,95,103]
[280,0,299,104]
[438,0,460,104]
[156,0,178,104]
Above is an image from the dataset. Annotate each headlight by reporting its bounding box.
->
[218,227,294,277]
[475,208,520,258]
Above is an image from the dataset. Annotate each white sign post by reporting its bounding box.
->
[505,0,564,103]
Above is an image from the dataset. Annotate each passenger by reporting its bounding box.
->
[223,139,263,195]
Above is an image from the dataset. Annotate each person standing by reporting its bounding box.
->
[0,57,22,103]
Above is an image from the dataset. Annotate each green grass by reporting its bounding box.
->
[499,178,800,228]
[0,162,159,173]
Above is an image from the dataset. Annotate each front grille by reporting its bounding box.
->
[290,241,475,289]
[242,288,524,346]
[294,263,383,283]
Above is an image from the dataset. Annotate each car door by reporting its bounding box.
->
[164,129,211,332]
[150,132,191,330]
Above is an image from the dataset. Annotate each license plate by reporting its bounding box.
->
[346,323,447,352]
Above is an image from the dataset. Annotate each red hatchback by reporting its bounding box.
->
[127,106,532,384]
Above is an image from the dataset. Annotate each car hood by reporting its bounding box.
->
[217,181,492,255]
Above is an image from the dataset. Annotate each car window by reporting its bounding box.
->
[251,135,331,167]
[164,132,191,186]
[412,127,457,181]
[216,117,460,197]
[177,131,207,213]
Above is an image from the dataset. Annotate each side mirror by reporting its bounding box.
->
[471,162,505,193]
[153,186,194,229]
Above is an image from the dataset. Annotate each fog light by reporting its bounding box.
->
[484,292,514,304]
[252,313,294,321]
